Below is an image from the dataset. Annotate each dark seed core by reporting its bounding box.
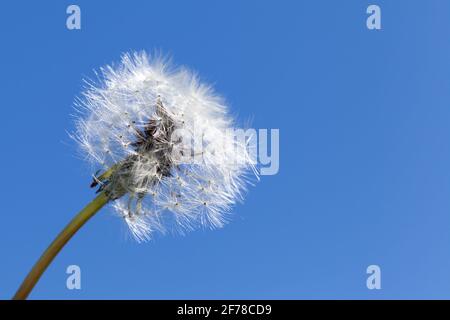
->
[91,100,179,198]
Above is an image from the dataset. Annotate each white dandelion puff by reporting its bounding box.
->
[74,51,258,241]
[13,51,259,299]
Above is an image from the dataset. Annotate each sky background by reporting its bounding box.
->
[1,0,450,299]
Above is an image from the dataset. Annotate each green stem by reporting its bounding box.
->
[12,192,109,300]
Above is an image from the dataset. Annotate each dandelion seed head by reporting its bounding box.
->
[74,51,257,241]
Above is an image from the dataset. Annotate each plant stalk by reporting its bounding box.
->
[13,192,109,300]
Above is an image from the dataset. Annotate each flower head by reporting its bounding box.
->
[74,51,257,241]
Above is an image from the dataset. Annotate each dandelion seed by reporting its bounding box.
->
[75,51,257,240]
[13,51,257,299]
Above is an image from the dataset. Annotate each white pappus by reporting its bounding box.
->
[73,51,258,241]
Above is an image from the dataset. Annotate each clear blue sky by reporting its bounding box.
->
[1,0,450,299]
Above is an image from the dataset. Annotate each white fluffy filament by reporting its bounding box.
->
[74,51,257,241]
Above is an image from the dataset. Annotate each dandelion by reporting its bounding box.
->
[13,51,257,299]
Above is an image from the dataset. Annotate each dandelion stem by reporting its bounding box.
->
[12,192,109,300]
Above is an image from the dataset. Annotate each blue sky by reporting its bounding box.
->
[1,0,450,299]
